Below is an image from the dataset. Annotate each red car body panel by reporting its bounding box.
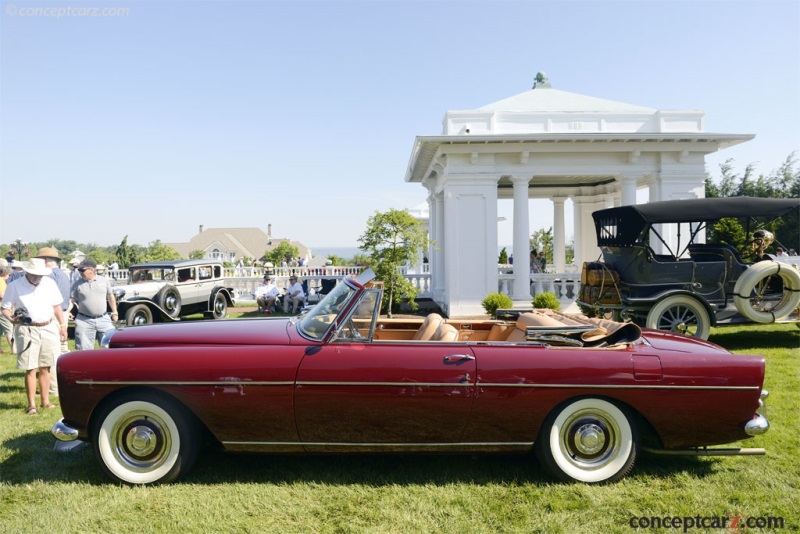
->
[58,316,765,453]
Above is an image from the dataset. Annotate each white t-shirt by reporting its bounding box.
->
[255,282,279,298]
[286,282,304,298]
[2,275,63,323]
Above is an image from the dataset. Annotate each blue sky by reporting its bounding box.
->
[1,0,798,252]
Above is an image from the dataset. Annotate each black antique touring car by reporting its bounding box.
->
[579,197,800,339]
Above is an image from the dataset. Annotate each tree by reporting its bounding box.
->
[115,236,142,269]
[188,249,205,259]
[326,254,346,266]
[706,153,799,252]
[530,227,554,267]
[498,247,508,265]
[350,253,373,267]
[144,240,181,262]
[264,241,299,265]
[358,208,431,317]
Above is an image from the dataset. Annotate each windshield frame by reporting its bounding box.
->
[297,278,359,341]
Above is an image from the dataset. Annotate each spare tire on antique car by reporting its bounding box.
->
[156,285,182,318]
[733,260,800,323]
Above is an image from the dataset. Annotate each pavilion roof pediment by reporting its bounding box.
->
[476,87,656,114]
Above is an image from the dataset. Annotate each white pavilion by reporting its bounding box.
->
[404,73,753,317]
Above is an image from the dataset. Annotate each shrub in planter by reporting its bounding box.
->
[481,292,513,317]
[532,291,560,311]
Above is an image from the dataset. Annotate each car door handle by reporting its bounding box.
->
[443,354,475,363]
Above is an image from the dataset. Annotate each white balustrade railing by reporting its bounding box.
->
[103,264,579,306]
[498,272,582,302]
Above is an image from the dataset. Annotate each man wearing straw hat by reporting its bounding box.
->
[0,258,68,415]
[34,247,72,397]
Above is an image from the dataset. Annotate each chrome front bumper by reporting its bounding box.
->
[52,418,80,442]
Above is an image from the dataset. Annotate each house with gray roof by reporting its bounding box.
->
[165,225,310,265]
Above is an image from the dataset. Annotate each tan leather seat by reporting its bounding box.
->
[432,323,459,342]
[413,313,444,341]
[486,323,515,341]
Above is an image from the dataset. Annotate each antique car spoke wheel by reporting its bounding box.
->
[646,295,710,339]
[93,393,198,485]
[536,398,638,483]
[211,292,227,320]
[125,304,153,326]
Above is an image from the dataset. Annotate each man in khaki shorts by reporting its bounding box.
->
[0,258,68,415]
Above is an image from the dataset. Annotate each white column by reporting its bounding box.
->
[512,176,531,300]
[552,197,566,273]
[572,197,584,268]
[442,176,499,317]
[432,192,445,303]
[620,175,637,206]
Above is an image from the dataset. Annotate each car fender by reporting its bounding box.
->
[623,289,717,326]
[117,297,180,322]
[207,286,236,311]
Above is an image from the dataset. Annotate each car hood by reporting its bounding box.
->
[108,318,292,348]
[114,281,165,295]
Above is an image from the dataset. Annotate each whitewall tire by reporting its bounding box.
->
[536,398,638,483]
[733,261,800,323]
[92,392,198,485]
[646,295,711,339]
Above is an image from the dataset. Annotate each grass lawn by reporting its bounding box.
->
[0,319,797,533]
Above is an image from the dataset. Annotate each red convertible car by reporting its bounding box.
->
[53,269,769,485]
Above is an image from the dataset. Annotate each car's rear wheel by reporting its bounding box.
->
[125,304,153,326]
[156,285,182,318]
[536,397,638,483]
[646,295,710,339]
[210,292,227,320]
[92,391,198,485]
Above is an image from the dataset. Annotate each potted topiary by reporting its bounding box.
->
[481,292,513,318]
[533,291,561,311]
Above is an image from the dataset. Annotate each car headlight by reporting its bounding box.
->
[113,288,126,300]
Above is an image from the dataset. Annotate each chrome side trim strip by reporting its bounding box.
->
[75,380,757,391]
[222,441,534,447]
[75,380,294,386]
[478,383,759,391]
[298,381,471,388]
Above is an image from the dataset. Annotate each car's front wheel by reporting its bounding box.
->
[125,304,153,326]
[646,295,710,339]
[536,397,638,483]
[92,391,199,485]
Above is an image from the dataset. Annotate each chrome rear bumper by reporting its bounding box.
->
[745,389,770,436]
[52,418,79,442]
[745,414,769,436]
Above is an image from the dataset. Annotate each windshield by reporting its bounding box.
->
[298,280,357,340]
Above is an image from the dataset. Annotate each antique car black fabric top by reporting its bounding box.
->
[593,197,800,246]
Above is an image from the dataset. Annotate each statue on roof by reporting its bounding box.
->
[533,71,551,89]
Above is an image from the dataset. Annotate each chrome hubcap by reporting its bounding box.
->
[575,423,606,455]
[127,426,158,456]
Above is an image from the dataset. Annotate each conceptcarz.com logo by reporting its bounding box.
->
[629,514,785,532]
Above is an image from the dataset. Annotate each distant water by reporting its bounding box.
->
[310,247,363,260]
